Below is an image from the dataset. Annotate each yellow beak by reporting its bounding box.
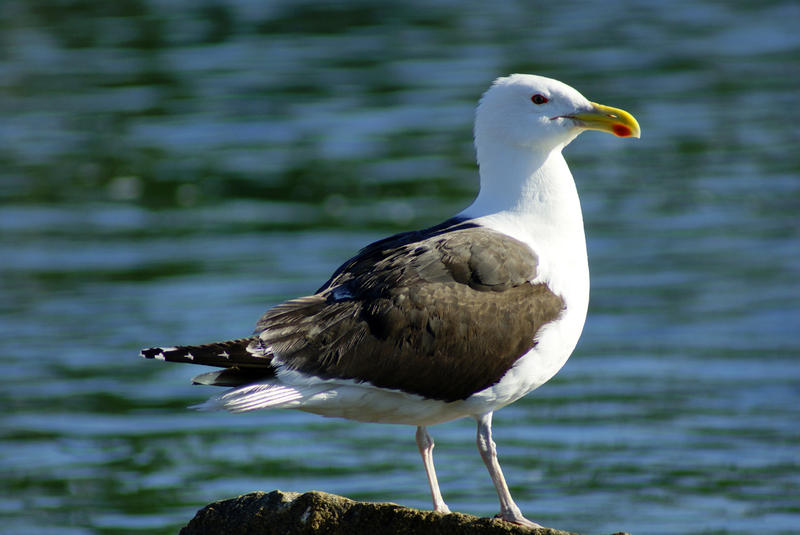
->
[570,102,641,138]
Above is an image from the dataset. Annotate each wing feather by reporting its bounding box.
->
[255,220,564,402]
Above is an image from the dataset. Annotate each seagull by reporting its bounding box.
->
[142,73,640,527]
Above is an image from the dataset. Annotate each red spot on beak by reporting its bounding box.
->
[612,124,632,137]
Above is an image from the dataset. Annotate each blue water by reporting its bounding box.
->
[1,1,799,534]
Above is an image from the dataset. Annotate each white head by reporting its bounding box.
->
[474,74,640,160]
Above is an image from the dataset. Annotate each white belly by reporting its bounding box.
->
[286,275,588,426]
[462,290,587,415]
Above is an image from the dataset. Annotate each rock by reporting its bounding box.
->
[179,490,630,535]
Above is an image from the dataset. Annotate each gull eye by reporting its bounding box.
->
[531,94,549,105]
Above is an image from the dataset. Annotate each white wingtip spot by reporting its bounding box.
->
[154,354,166,361]
[185,353,194,361]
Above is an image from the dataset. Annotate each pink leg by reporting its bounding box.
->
[475,412,542,528]
[416,425,451,514]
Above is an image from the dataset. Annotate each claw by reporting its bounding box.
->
[495,512,544,529]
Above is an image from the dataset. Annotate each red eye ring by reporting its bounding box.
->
[531,94,548,105]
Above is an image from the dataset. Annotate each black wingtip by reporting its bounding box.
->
[139,338,265,368]
[140,346,172,360]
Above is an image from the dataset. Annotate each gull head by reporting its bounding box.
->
[475,74,640,155]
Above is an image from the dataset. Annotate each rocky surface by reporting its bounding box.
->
[180,490,629,535]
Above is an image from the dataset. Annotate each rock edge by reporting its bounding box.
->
[180,490,629,535]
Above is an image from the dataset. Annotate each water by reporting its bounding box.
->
[1,1,799,534]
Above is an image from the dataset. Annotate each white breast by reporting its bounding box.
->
[458,150,591,415]
[459,214,589,415]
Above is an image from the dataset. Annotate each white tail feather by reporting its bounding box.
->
[192,382,325,413]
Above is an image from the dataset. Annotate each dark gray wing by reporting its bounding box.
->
[251,218,564,402]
